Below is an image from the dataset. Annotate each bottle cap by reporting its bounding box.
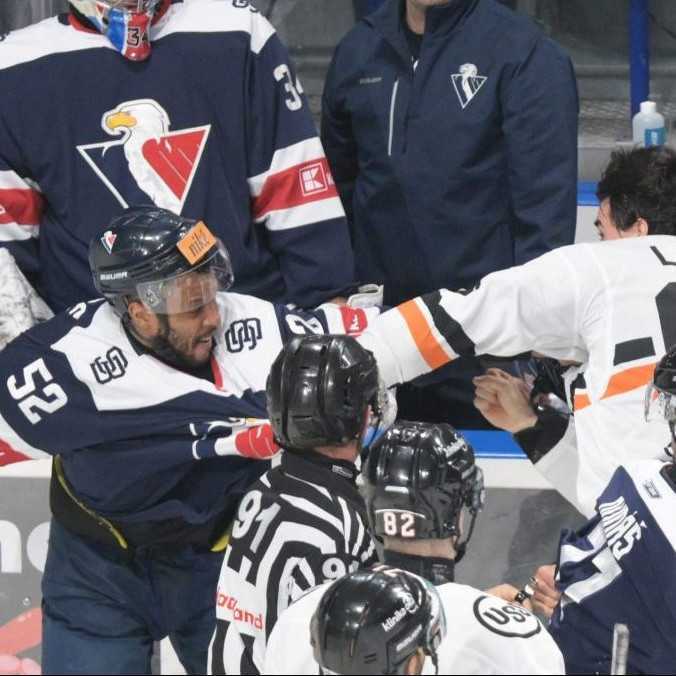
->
[640,101,657,114]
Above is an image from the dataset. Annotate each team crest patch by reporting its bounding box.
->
[101,230,117,254]
[451,63,487,109]
[473,596,541,638]
[77,98,210,214]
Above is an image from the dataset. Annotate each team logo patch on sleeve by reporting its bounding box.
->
[473,595,541,638]
[225,318,263,353]
[90,347,128,384]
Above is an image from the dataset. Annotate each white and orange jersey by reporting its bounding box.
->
[358,236,676,516]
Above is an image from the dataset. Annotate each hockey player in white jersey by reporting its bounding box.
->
[208,335,394,675]
[0,207,378,675]
[265,421,564,675]
[358,146,676,516]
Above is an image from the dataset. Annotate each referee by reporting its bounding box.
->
[208,334,395,674]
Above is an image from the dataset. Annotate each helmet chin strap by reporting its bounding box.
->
[383,549,455,586]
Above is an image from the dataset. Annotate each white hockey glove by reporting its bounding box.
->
[0,250,52,350]
[346,283,383,309]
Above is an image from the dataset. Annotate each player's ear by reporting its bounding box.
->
[405,649,426,675]
[635,217,649,236]
[127,298,160,338]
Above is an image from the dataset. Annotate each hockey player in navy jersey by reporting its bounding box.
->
[547,347,676,674]
[0,206,377,675]
[0,0,354,327]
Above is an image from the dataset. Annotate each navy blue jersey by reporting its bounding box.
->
[550,460,676,675]
[0,0,354,311]
[0,293,379,525]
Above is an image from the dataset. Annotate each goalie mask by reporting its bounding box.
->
[310,566,446,676]
[70,1,164,60]
[363,421,484,577]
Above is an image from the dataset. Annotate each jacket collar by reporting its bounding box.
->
[365,0,478,62]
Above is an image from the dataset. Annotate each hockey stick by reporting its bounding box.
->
[610,623,630,675]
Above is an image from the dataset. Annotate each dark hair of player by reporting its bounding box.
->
[597,146,676,236]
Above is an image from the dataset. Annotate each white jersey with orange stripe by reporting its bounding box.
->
[358,236,676,516]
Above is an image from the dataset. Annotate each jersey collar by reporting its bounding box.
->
[281,451,363,503]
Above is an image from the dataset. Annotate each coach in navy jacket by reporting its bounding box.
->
[322,0,578,306]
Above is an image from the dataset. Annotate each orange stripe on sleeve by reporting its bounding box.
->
[398,299,452,371]
[601,362,656,400]
[574,393,591,411]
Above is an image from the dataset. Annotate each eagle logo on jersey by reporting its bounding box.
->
[451,63,487,110]
[77,99,211,214]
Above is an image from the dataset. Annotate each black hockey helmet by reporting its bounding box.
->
[363,421,484,559]
[310,566,446,675]
[266,335,396,451]
[89,206,234,317]
[645,344,676,441]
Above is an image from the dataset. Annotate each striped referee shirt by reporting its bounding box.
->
[208,450,377,675]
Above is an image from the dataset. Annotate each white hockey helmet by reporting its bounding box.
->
[70,1,163,61]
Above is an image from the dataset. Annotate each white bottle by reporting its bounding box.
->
[632,101,666,147]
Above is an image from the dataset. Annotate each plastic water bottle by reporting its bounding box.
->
[632,101,666,147]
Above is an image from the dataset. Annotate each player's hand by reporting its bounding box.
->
[485,584,533,611]
[530,564,560,618]
[473,368,538,433]
[0,655,41,675]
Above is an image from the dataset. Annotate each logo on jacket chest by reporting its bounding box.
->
[451,63,487,109]
[77,99,211,214]
[225,318,263,353]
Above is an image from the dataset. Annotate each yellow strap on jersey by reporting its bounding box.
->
[210,526,231,553]
[54,455,129,550]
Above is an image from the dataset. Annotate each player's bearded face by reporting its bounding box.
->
[150,272,221,368]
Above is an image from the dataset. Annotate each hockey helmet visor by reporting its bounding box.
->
[361,384,398,451]
[135,239,233,315]
[644,346,676,424]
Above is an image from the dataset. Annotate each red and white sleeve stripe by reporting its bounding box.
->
[0,170,43,242]
[0,412,49,467]
[248,138,345,232]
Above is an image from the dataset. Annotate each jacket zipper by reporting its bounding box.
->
[387,78,400,157]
